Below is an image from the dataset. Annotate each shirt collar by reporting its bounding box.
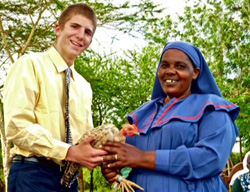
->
[155,97,165,106]
[47,46,76,80]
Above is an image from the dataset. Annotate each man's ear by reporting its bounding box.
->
[54,24,61,36]
[193,67,201,80]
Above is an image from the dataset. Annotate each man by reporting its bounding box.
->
[3,3,107,192]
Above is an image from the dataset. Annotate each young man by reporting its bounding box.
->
[3,3,107,192]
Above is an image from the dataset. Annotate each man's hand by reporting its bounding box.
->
[66,136,107,170]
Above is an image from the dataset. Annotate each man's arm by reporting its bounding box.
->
[3,55,69,161]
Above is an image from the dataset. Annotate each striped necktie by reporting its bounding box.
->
[63,68,78,188]
[65,68,73,145]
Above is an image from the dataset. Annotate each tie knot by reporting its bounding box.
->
[66,68,71,78]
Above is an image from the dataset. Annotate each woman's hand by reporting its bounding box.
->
[101,164,120,183]
[101,141,156,170]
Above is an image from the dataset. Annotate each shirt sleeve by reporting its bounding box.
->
[155,109,238,180]
[231,178,243,192]
[3,56,70,161]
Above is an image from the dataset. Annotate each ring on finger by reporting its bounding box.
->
[114,154,118,160]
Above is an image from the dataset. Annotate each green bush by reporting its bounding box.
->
[82,167,114,191]
[231,152,241,165]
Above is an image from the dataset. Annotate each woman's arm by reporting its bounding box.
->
[155,110,238,179]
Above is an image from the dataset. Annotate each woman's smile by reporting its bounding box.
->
[158,49,200,101]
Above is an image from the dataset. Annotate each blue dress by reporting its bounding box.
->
[126,94,239,192]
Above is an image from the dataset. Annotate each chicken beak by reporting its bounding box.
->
[134,131,140,135]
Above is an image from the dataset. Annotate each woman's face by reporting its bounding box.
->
[158,49,200,101]
[247,155,250,170]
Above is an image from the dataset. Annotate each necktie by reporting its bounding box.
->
[63,68,78,188]
[65,68,73,145]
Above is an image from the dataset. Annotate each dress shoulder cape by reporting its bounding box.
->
[127,94,240,134]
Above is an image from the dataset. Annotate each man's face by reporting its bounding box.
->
[55,14,94,64]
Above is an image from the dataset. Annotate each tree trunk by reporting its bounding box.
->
[0,102,11,192]
[78,168,85,192]
[239,136,243,161]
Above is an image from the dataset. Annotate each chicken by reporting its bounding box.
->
[60,123,144,192]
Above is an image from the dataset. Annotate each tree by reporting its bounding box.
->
[75,45,160,128]
[0,0,163,68]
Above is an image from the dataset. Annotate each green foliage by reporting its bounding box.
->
[0,0,60,58]
[81,167,113,191]
[75,45,160,127]
[0,0,163,65]
[231,152,242,165]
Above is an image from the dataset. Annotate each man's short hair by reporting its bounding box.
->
[58,3,97,33]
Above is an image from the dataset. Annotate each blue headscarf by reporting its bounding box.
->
[151,41,222,100]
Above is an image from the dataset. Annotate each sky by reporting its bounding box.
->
[90,0,187,56]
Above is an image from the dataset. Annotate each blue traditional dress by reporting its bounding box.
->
[126,41,240,192]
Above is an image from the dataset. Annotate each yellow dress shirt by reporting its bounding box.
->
[3,47,93,165]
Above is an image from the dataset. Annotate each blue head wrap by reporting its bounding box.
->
[151,41,222,100]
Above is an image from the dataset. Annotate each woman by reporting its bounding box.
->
[101,41,240,191]
[231,152,250,192]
